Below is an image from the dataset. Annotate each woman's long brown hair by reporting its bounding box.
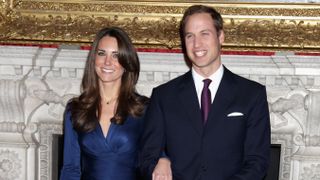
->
[69,27,148,133]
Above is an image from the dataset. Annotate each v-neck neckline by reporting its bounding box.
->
[98,122,113,140]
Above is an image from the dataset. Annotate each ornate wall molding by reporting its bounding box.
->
[38,122,62,180]
[0,1,320,51]
[1,45,320,179]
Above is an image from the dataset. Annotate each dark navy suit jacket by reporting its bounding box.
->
[139,67,270,180]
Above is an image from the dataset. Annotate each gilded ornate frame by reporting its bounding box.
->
[1,0,319,51]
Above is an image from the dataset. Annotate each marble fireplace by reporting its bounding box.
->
[1,45,320,180]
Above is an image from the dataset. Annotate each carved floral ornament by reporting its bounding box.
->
[0,150,21,180]
[0,0,320,51]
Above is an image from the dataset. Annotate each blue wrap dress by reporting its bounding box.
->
[60,108,143,180]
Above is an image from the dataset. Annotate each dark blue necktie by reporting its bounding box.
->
[201,79,212,124]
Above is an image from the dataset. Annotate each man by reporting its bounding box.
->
[139,5,270,180]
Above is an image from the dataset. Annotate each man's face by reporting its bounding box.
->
[184,13,224,76]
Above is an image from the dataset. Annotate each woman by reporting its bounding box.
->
[60,27,171,180]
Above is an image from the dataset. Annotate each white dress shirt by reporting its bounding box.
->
[192,64,224,108]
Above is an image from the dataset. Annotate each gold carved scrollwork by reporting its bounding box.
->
[0,0,320,51]
[224,18,320,50]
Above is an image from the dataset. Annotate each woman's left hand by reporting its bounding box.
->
[152,158,172,180]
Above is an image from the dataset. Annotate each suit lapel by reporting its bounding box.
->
[177,71,204,136]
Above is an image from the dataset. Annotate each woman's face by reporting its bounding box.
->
[95,36,125,85]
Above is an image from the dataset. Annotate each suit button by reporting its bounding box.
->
[201,166,207,172]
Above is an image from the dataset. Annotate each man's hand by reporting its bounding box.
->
[152,158,172,180]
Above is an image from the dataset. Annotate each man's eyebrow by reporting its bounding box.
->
[200,29,213,33]
[184,32,193,36]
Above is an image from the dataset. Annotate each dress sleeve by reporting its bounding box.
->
[60,108,81,180]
